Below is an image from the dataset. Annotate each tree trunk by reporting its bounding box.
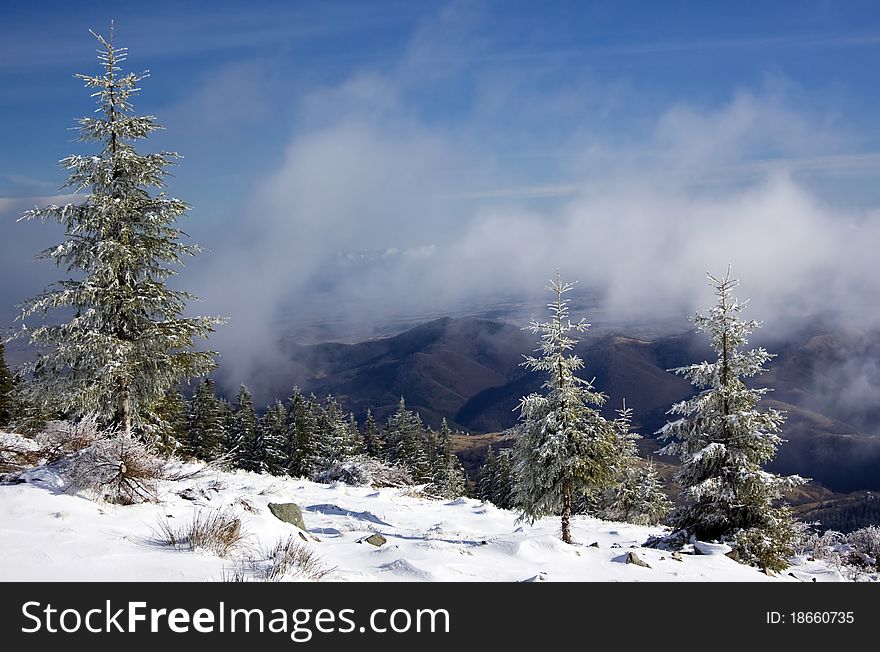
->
[116,382,131,438]
[561,484,573,544]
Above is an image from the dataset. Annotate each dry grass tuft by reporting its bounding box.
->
[156,508,245,558]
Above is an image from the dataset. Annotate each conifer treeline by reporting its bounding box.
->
[157,385,466,498]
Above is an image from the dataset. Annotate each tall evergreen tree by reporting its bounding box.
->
[0,342,15,429]
[296,394,323,478]
[185,379,224,460]
[512,272,623,544]
[312,397,361,470]
[231,385,261,471]
[362,407,380,457]
[383,397,431,482]
[261,400,288,476]
[477,445,497,502]
[152,386,188,455]
[493,449,515,509]
[658,270,806,571]
[279,387,306,476]
[347,413,365,456]
[14,27,222,436]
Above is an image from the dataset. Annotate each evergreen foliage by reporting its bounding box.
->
[477,445,497,502]
[0,342,15,429]
[152,386,188,455]
[15,27,222,435]
[590,405,671,525]
[383,397,431,482]
[261,400,288,475]
[296,394,322,478]
[428,419,467,499]
[511,272,624,544]
[185,379,224,460]
[231,385,262,472]
[362,408,380,457]
[658,270,806,571]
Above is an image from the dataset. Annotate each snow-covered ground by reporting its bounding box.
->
[0,433,846,582]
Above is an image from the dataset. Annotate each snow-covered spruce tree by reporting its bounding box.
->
[152,386,188,455]
[261,400,288,476]
[512,272,623,544]
[296,394,323,478]
[493,449,515,509]
[281,387,307,476]
[382,398,431,482]
[477,445,497,502]
[184,379,225,460]
[15,28,222,437]
[657,270,806,572]
[428,418,467,499]
[362,408,380,457]
[309,397,360,473]
[347,413,365,456]
[0,342,15,429]
[231,385,263,472]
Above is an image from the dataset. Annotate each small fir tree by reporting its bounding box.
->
[512,272,623,544]
[658,270,806,571]
[592,404,671,525]
[429,419,467,499]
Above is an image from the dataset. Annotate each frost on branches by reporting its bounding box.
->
[593,405,670,526]
[512,272,623,544]
[658,270,806,571]
[14,27,223,437]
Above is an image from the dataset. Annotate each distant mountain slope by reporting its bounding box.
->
[283,317,534,427]
[276,316,880,493]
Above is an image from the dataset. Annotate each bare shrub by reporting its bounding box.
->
[845,527,880,568]
[0,433,42,475]
[64,435,166,504]
[156,508,245,557]
[314,456,414,488]
[39,417,101,463]
[261,536,333,581]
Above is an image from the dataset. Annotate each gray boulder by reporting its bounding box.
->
[359,533,387,547]
[624,551,652,568]
[267,502,306,531]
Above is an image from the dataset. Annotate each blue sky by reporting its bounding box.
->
[3,1,880,388]
[4,1,880,206]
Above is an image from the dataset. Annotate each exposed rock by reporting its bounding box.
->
[359,533,387,547]
[625,552,652,568]
[267,502,306,531]
[671,551,683,561]
[589,542,600,548]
